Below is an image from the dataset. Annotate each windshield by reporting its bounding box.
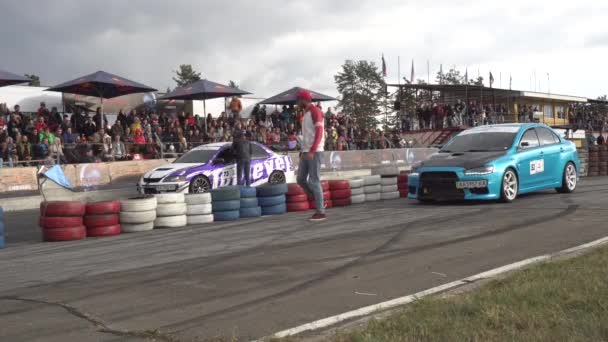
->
[174,149,217,163]
[440,132,516,153]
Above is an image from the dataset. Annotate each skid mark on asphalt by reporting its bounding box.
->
[163,209,485,332]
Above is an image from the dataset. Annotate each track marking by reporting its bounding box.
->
[257,235,608,340]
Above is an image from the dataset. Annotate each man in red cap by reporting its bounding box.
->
[296,89,326,221]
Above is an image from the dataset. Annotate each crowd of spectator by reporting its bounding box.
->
[401,100,508,131]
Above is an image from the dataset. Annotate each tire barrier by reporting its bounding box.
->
[380,177,398,186]
[0,207,4,249]
[350,187,364,196]
[381,191,400,200]
[211,186,241,201]
[348,178,364,189]
[363,175,381,186]
[87,224,121,237]
[240,187,262,218]
[39,201,87,242]
[240,197,259,209]
[321,180,330,192]
[599,145,608,177]
[332,197,352,207]
[155,215,188,228]
[186,204,213,215]
[155,193,185,204]
[351,194,366,204]
[239,186,257,198]
[185,193,214,226]
[187,214,214,225]
[330,179,352,207]
[156,203,188,217]
[212,200,241,212]
[287,201,311,212]
[258,195,286,207]
[185,193,212,205]
[84,199,122,238]
[398,173,409,198]
[349,178,364,205]
[120,196,157,233]
[85,200,121,215]
[287,194,308,203]
[331,189,352,200]
[287,183,311,212]
[310,199,333,209]
[213,210,240,221]
[212,186,242,221]
[154,193,187,229]
[364,185,382,194]
[381,184,398,193]
[257,184,288,216]
[83,214,119,228]
[239,206,263,218]
[287,183,307,196]
[365,192,381,202]
[372,166,400,177]
[328,180,350,190]
[589,146,599,177]
[261,203,287,216]
[256,183,289,197]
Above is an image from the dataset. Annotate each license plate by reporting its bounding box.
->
[455,180,488,189]
[147,185,177,191]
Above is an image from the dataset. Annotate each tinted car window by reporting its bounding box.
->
[174,149,216,163]
[215,148,236,164]
[440,133,516,153]
[519,129,540,149]
[251,144,269,159]
[535,127,560,145]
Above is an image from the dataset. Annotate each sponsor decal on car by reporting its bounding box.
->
[530,159,544,175]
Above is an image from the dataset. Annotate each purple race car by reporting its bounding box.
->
[138,142,295,194]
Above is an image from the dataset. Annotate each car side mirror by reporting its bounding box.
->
[213,158,225,165]
[519,141,529,149]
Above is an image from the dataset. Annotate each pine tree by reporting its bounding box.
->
[24,74,40,86]
[172,65,201,87]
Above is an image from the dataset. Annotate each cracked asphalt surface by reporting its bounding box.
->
[1,177,608,341]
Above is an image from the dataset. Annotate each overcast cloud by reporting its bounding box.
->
[2,0,608,99]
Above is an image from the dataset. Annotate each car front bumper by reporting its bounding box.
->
[407,167,503,201]
[137,181,190,194]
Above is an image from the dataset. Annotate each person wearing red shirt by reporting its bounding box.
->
[133,129,146,144]
[296,89,326,222]
[35,116,48,132]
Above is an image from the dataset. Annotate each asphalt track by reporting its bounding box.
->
[1,177,608,342]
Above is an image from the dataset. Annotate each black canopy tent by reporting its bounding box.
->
[0,69,30,87]
[260,87,336,105]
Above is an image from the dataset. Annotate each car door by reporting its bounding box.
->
[516,128,544,190]
[249,143,270,184]
[535,127,562,186]
[212,147,237,187]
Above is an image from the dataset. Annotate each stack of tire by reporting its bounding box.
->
[349,178,365,204]
[239,186,262,218]
[588,146,599,177]
[398,172,409,198]
[599,145,608,177]
[363,175,382,202]
[119,196,157,233]
[329,180,351,207]
[0,207,4,248]
[185,193,214,225]
[211,186,241,221]
[286,184,310,212]
[257,183,288,216]
[154,194,187,228]
[84,200,121,237]
[39,201,86,241]
[309,180,332,209]
[380,175,400,200]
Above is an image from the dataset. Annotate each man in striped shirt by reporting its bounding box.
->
[296,89,327,222]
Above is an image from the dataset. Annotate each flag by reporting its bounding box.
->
[509,74,512,90]
[381,54,387,77]
[410,59,415,83]
[41,165,73,191]
[439,64,443,85]
[465,68,468,85]
[489,72,495,88]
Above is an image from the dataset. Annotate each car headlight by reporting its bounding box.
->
[464,165,494,175]
[163,175,186,182]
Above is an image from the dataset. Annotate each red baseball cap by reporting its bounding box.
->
[296,89,312,102]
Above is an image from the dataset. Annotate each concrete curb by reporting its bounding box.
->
[256,235,608,341]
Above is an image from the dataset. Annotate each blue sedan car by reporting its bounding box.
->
[408,124,580,203]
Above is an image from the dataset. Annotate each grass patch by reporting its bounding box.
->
[279,245,608,342]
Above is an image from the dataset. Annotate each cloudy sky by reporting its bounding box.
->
[2,0,608,99]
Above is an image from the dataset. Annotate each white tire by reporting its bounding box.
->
[381,184,398,193]
[348,178,364,188]
[363,175,381,186]
[120,210,156,224]
[186,204,212,216]
[351,187,364,196]
[351,194,365,204]
[121,222,154,233]
[381,191,400,200]
[187,214,214,225]
[364,184,381,194]
[155,215,187,228]
[156,203,187,217]
[365,192,381,202]
[372,166,400,177]
[120,196,157,212]
[155,193,185,204]
[381,177,398,186]
[185,193,212,205]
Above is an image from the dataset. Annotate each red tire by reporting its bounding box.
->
[84,214,120,228]
[85,200,121,215]
[398,174,409,183]
[309,200,333,209]
[40,201,86,217]
[308,191,331,201]
[287,183,307,196]
[333,197,351,207]
[287,194,309,203]
[399,189,409,198]
[87,224,121,237]
[398,182,409,190]
[39,216,83,229]
[400,170,411,175]
[331,189,352,200]
[329,180,350,190]
[287,201,310,212]
[321,181,330,192]
[42,226,86,242]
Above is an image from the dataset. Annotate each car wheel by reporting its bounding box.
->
[189,176,211,193]
[500,169,518,203]
[556,162,577,193]
[268,171,286,185]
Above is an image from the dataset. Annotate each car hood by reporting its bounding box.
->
[418,151,507,170]
[144,163,204,179]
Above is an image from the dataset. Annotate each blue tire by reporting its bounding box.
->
[257,183,288,197]
[239,206,262,218]
[0,206,4,220]
[261,203,287,216]
[258,195,286,207]
[0,236,4,249]
[212,200,241,212]
[240,186,257,198]
[210,186,241,201]
[240,197,259,209]
[0,222,4,236]
[213,210,240,221]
